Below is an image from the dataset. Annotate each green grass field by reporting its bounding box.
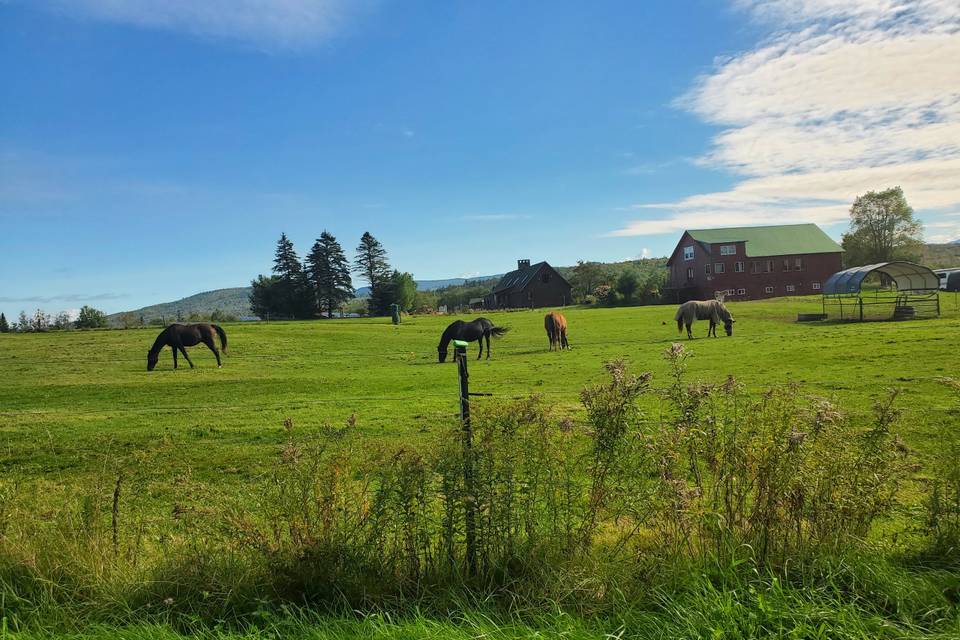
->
[3,296,959,488]
[2,295,960,638]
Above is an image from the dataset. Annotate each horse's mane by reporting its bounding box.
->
[148,327,169,355]
[438,320,463,350]
[712,300,732,321]
[676,299,731,322]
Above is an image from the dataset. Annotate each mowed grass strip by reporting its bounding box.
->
[1,296,958,499]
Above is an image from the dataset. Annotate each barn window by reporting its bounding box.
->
[705,264,712,275]
[734,261,744,273]
[714,263,725,274]
[686,267,694,280]
[765,286,774,294]
[765,260,774,273]
[786,284,796,292]
[751,261,761,274]
[795,257,803,271]
[737,288,746,295]
[684,246,694,261]
[540,271,551,284]
[783,258,791,272]
[720,244,737,255]
[812,282,821,290]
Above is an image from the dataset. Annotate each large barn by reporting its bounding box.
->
[484,259,572,309]
[665,224,843,302]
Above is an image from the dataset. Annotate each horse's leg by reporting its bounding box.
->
[686,321,693,339]
[179,344,195,369]
[485,332,491,359]
[172,345,178,369]
[202,336,222,368]
[476,335,483,360]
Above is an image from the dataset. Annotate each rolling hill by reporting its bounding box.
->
[923,242,960,269]
[109,275,503,323]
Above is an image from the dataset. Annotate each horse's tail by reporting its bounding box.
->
[212,324,228,352]
[675,305,685,333]
[489,326,509,338]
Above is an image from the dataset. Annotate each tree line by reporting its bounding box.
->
[249,231,417,319]
[0,305,108,333]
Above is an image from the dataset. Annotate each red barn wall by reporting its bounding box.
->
[668,234,842,300]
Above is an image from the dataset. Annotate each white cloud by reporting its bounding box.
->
[37,0,368,49]
[612,1,960,239]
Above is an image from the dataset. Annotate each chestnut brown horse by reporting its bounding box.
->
[544,311,569,350]
[147,323,227,370]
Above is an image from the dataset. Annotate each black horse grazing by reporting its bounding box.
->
[147,323,228,371]
[438,317,509,362]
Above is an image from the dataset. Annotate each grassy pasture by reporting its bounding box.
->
[2,295,960,638]
[2,295,958,493]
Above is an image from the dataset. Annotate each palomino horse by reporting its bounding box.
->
[675,300,735,339]
[147,323,227,370]
[437,317,509,362]
[544,311,569,350]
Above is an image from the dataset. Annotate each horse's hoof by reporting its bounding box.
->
[218,365,222,369]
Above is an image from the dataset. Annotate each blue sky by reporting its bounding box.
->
[2,1,959,318]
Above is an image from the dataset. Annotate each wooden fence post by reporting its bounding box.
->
[453,340,477,577]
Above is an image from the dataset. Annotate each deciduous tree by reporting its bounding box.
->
[31,309,50,332]
[616,269,640,304]
[389,271,417,313]
[571,260,613,302]
[841,187,924,266]
[53,311,73,330]
[75,305,107,329]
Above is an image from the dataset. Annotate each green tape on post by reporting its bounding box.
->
[452,340,469,348]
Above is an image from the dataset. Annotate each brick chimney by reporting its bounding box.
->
[517,259,531,270]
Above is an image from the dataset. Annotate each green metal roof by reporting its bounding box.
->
[686,224,842,257]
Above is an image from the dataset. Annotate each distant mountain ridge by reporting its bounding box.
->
[111,275,503,322]
[922,242,960,269]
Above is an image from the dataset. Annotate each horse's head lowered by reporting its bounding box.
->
[723,316,735,336]
[438,345,448,363]
[147,350,159,371]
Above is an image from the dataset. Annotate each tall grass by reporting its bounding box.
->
[1,344,958,636]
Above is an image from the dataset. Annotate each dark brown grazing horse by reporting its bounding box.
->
[544,311,569,350]
[437,317,509,362]
[147,323,227,371]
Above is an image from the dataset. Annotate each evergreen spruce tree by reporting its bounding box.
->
[306,231,355,318]
[17,310,31,332]
[354,232,393,316]
[249,275,282,320]
[0,312,9,333]
[271,233,312,319]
